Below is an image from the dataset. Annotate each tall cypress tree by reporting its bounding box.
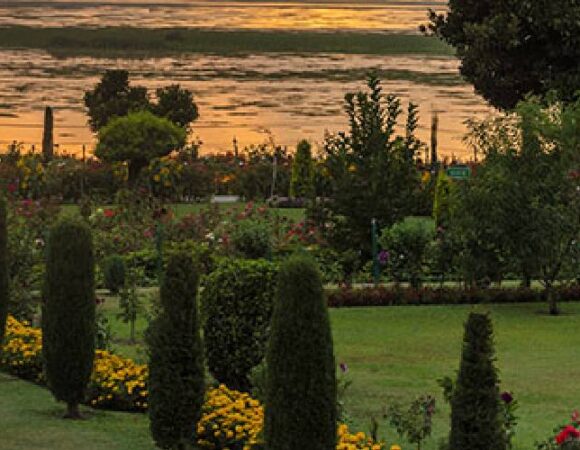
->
[147,252,205,450]
[449,312,506,450]
[290,139,315,199]
[265,255,337,450]
[0,196,8,343]
[43,218,95,419]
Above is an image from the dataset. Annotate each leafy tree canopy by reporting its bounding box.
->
[84,70,199,132]
[322,76,422,256]
[95,111,186,184]
[425,0,580,110]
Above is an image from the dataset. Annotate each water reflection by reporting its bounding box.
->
[0,50,491,158]
[0,1,445,31]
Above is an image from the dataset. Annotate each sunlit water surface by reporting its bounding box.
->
[0,1,495,158]
[0,1,445,31]
[0,50,491,158]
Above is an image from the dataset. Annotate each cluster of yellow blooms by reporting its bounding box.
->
[148,157,183,189]
[0,316,43,381]
[16,155,45,193]
[88,350,149,411]
[196,384,263,450]
[1,318,400,450]
[1,316,147,411]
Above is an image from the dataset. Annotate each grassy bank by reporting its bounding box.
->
[0,26,454,57]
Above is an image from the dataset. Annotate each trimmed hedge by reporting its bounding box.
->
[201,258,277,392]
[327,286,580,308]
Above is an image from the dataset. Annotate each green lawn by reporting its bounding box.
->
[3,303,579,450]
[0,372,155,450]
[60,202,305,222]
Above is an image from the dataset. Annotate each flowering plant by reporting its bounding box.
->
[536,411,580,449]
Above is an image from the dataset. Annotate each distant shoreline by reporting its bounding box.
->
[0,0,446,7]
[0,26,454,57]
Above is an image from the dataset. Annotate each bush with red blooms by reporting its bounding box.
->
[536,411,580,449]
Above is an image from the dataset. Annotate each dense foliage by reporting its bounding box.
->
[322,77,421,256]
[84,69,199,132]
[42,218,95,418]
[450,98,580,313]
[426,0,580,110]
[380,219,434,289]
[201,259,277,392]
[265,255,337,450]
[147,252,205,449]
[449,313,505,450]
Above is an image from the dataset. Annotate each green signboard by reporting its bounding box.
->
[446,165,471,180]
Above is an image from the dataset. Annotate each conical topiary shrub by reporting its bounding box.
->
[0,196,8,343]
[449,312,506,450]
[147,251,205,450]
[264,254,337,450]
[42,218,95,419]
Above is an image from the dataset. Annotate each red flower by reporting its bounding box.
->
[103,209,115,218]
[7,183,17,193]
[556,425,580,445]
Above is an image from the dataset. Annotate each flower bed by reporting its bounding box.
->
[327,286,580,308]
[0,316,397,450]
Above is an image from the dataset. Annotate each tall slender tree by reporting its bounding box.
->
[265,255,337,450]
[449,312,505,450]
[147,252,205,450]
[290,140,315,198]
[43,218,95,419]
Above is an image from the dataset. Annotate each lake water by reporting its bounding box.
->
[0,1,493,159]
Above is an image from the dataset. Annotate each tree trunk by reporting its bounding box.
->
[546,285,560,316]
[130,320,135,344]
[64,402,82,419]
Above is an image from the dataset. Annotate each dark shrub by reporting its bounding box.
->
[201,258,277,391]
[265,254,337,450]
[43,218,95,419]
[449,312,506,450]
[147,251,205,449]
[102,254,125,294]
[231,220,272,260]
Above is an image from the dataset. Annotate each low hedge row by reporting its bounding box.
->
[326,286,580,308]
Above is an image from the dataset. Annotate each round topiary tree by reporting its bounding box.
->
[95,110,186,186]
[147,251,205,450]
[264,254,337,450]
[449,312,506,450]
[201,259,277,392]
[0,196,8,343]
[42,218,95,419]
